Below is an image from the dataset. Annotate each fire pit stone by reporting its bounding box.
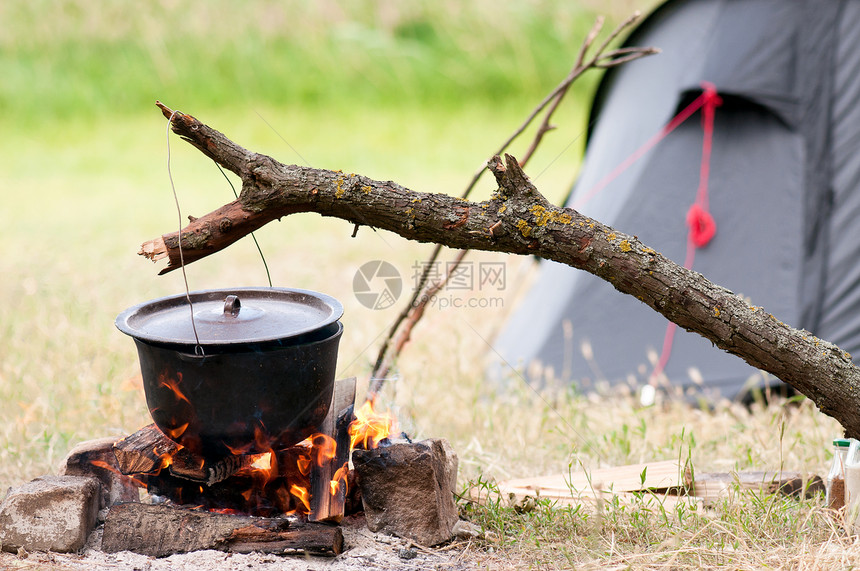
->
[353,437,459,546]
[0,475,100,553]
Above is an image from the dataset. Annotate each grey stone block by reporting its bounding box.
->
[0,475,101,553]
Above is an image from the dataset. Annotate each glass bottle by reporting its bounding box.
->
[827,438,852,510]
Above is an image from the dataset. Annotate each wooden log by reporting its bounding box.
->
[344,468,363,515]
[111,425,263,486]
[145,450,308,516]
[224,522,344,556]
[102,503,265,556]
[353,438,459,546]
[309,377,356,523]
[169,447,248,485]
[113,424,179,475]
[102,503,343,557]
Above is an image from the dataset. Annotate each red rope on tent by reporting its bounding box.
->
[573,87,716,210]
[651,82,722,383]
[565,82,723,387]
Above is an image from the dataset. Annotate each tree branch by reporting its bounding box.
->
[142,104,860,438]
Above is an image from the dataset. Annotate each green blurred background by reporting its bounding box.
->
[0,1,653,488]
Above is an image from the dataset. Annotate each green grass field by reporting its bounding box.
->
[0,1,853,569]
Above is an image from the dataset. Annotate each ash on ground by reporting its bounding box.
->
[0,515,498,571]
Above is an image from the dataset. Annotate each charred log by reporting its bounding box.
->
[101,503,343,557]
[113,424,179,475]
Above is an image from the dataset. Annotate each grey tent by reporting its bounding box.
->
[492,0,860,400]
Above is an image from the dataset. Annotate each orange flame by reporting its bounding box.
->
[89,459,122,477]
[89,460,147,489]
[348,399,395,450]
[296,453,311,476]
[311,434,337,467]
[131,409,367,516]
[250,451,273,471]
[253,425,273,454]
[237,446,279,487]
[158,372,191,405]
[147,445,174,473]
[290,484,311,512]
[330,461,349,496]
[164,422,189,440]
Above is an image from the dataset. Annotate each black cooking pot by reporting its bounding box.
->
[115,288,344,458]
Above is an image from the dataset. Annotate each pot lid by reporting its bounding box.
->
[115,287,343,345]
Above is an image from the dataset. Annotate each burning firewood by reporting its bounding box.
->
[111,378,359,520]
[309,377,355,523]
[112,424,179,475]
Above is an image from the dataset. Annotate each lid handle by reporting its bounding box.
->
[224,295,241,317]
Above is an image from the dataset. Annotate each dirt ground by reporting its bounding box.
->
[0,515,509,571]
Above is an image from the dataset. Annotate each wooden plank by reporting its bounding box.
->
[692,471,824,503]
[468,459,692,513]
[469,484,701,512]
[499,459,691,496]
[309,377,356,523]
[469,465,824,512]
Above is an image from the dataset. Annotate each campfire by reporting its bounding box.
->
[97,377,398,556]
[111,380,397,522]
[0,288,461,560]
[93,377,420,559]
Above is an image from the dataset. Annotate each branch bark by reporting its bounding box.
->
[142,103,860,437]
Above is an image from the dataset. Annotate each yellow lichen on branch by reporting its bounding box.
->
[529,204,573,226]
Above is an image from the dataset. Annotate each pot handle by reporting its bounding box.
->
[177,350,213,363]
[224,295,241,317]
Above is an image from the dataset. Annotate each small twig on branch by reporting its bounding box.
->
[367,13,656,395]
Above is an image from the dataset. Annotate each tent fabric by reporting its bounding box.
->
[491,0,860,400]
